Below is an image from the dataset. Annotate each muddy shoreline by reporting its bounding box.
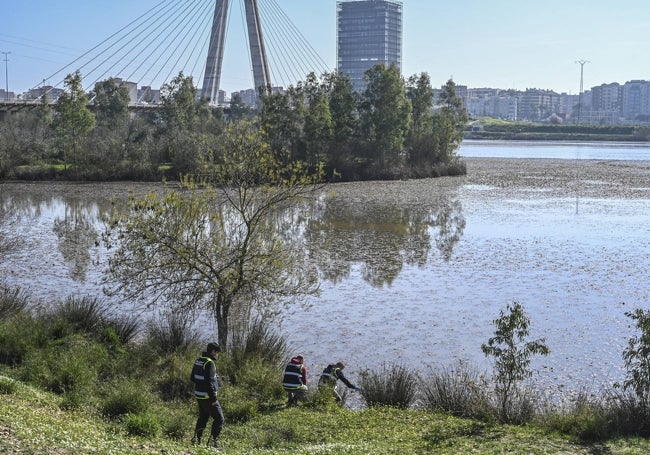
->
[3,157,650,199]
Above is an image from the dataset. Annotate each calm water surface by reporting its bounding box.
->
[2,141,649,396]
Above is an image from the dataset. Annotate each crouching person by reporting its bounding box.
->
[282,354,308,407]
[319,362,359,402]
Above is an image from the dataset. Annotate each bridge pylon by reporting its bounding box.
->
[201,0,271,103]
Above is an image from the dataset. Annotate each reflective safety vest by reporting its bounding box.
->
[319,365,340,387]
[191,355,219,400]
[283,362,304,389]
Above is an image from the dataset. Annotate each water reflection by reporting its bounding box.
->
[306,181,466,287]
[52,199,98,282]
[1,184,111,283]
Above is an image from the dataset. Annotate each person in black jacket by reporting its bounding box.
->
[190,342,223,448]
[318,362,359,402]
[282,354,308,407]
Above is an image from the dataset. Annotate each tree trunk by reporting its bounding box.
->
[215,288,230,347]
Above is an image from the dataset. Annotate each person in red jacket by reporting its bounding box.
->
[282,354,308,407]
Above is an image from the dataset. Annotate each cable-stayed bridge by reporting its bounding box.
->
[1,0,331,111]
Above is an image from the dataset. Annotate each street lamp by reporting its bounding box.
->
[1,51,10,100]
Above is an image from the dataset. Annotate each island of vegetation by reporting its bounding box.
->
[0,64,467,182]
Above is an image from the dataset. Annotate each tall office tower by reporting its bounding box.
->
[337,0,403,92]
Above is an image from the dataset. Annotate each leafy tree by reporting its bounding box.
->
[359,63,411,171]
[160,72,201,132]
[481,301,549,421]
[52,71,96,171]
[303,73,333,169]
[324,71,359,177]
[92,78,130,130]
[406,73,435,169]
[228,93,256,121]
[621,308,650,411]
[104,120,322,347]
[326,71,359,146]
[431,79,468,163]
[259,86,305,164]
[159,72,212,174]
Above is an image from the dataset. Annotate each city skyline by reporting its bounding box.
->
[2,0,650,96]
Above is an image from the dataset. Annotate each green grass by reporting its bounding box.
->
[2,375,650,455]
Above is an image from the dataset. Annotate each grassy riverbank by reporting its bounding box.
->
[465,118,650,142]
[3,376,650,455]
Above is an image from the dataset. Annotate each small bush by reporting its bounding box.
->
[542,391,612,441]
[229,318,288,366]
[100,379,153,417]
[19,334,108,399]
[0,313,43,366]
[221,387,260,423]
[104,314,140,345]
[498,386,538,425]
[481,300,549,423]
[604,390,650,437]
[161,408,190,440]
[219,356,284,404]
[421,363,492,420]
[0,284,30,319]
[143,313,202,354]
[0,376,18,394]
[124,412,160,437]
[59,390,85,411]
[358,363,418,409]
[48,296,108,336]
[155,353,194,401]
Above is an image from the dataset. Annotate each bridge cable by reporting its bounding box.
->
[119,0,210,89]
[159,0,217,89]
[85,0,196,89]
[32,0,176,92]
[122,0,212,85]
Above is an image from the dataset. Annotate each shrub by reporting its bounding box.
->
[103,314,140,345]
[124,412,160,437]
[221,389,259,423]
[421,362,492,420]
[19,334,108,399]
[48,296,108,336]
[605,389,650,437]
[155,353,194,401]
[160,408,191,440]
[621,308,650,412]
[0,284,30,319]
[100,379,153,417]
[229,318,288,366]
[541,390,613,441]
[0,376,18,394]
[0,313,43,366]
[219,356,285,405]
[143,312,202,354]
[481,300,549,423]
[358,363,418,409]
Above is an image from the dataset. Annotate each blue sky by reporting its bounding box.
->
[3,0,650,95]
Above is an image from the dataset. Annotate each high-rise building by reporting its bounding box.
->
[337,0,403,92]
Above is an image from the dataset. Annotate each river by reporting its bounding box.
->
[1,141,650,397]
